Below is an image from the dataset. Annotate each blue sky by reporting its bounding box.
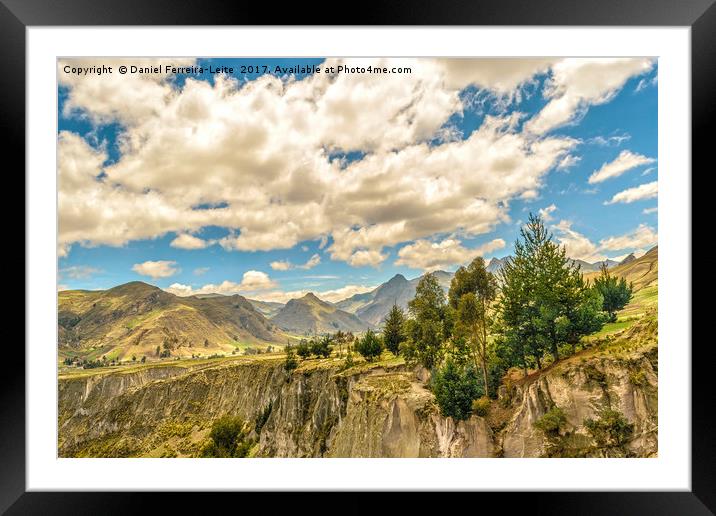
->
[58,58,658,302]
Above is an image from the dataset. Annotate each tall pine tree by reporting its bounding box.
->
[497,214,601,369]
[383,304,407,355]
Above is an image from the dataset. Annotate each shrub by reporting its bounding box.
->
[201,415,254,458]
[354,330,383,361]
[535,406,567,436]
[584,408,634,449]
[296,340,311,360]
[471,397,491,417]
[431,357,481,421]
[628,370,646,386]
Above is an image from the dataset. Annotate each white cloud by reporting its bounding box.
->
[165,274,375,304]
[170,233,212,250]
[599,224,658,251]
[58,58,630,267]
[642,206,658,215]
[301,254,321,269]
[538,204,558,222]
[635,75,658,92]
[164,270,277,297]
[556,154,581,171]
[605,181,658,204]
[553,220,658,260]
[193,267,210,275]
[270,253,321,271]
[525,58,654,135]
[589,150,656,184]
[395,237,506,271]
[642,167,656,176]
[132,260,179,279]
[347,250,388,268]
[58,58,196,124]
[59,265,101,280]
[552,220,604,262]
[248,284,378,304]
[269,260,292,271]
[588,134,631,147]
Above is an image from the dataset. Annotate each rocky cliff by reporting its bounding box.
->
[58,317,657,458]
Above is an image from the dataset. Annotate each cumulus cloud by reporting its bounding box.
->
[553,220,658,260]
[395,237,506,271]
[270,254,321,271]
[58,58,625,267]
[589,150,656,184]
[552,220,604,262]
[170,233,212,250]
[599,224,657,251]
[59,58,196,124]
[164,270,277,297]
[605,181,658,204]
[132,260,179,279]
[525,58,654,135]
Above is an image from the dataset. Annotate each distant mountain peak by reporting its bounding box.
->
[388,273,407,283]
[619,253,637,265]
[302,292,321,302]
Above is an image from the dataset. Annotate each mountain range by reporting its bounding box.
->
[58,249,656,359]
[583,246,657,290]
[269,292,369,335]
[58,281,283,360]
[334,270,453,326]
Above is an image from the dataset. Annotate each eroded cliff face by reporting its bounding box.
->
[499,318,658,458]
[58,358,493,458]
[58,319,657,458]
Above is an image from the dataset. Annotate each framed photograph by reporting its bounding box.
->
[5,0,709,512]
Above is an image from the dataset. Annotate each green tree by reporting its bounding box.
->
[141,355,146,363]
[354,330,383,361]
[311,334,333,358]
[382,304,407,355]
[557,286,607,353]
[593,264,633,322]
[296,339,311,360]
[403,273,449,370]
[431,357,481,421]
[284,343,298,373]
[155,345,160,357]
[449,257,497,397]
[497,214,599,368]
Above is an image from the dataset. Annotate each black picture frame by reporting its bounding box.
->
[3,0,708,513]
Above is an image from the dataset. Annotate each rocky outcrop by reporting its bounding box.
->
[499,318,658,458]
[58,359,493,458]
